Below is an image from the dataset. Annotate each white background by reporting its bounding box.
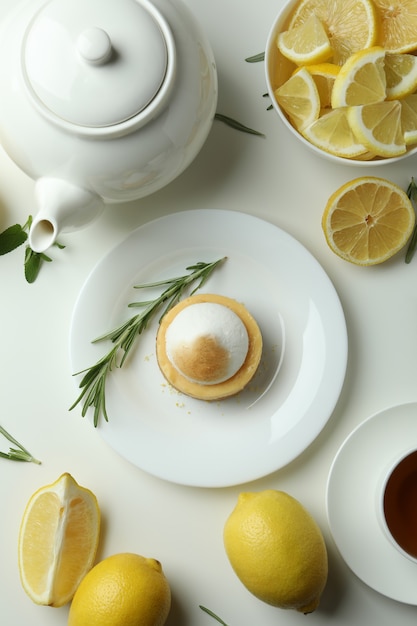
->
[1,0,417,624]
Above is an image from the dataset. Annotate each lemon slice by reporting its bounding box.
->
[331,47,386,107]
[385,53,417,100]
[400,94,417,145]
[288,0,378,65]
[18,473,100,607]
[373,0,417,53]
[277,14,333,65]
[347,100,406,157]
[322,176,416,265]
[274,67,321,130]
[303,63,341,108]
[302,107,368,158]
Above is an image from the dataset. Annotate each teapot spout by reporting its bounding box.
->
[28,177,104,253]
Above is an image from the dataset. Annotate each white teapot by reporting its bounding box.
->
[0,0,217,251]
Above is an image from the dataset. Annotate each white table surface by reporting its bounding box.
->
[1,0,417,624]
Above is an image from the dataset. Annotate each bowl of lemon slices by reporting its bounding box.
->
[265,0,417,165]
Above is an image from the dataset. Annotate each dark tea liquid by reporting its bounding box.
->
[383,450,417,558]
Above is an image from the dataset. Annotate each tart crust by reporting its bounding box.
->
[156,293,263,400]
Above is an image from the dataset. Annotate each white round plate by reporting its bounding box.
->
[69,209,347,487]
[327,402,417,604]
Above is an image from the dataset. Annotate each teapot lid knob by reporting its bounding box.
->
[22,0,176,130]
[77,27,112,65]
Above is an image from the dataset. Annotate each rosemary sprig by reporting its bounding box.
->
[199,606,230,626]
[405,177,417,263]
[245,52,265,63]
[70,257,227,427]
[214,113,265,137]
[0,424,41,464]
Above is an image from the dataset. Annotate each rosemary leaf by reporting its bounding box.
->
[70,257,227,426]
[0,424,41,464]
[245,52,265,63]
[215,113,265,137]
[199,606,230,626]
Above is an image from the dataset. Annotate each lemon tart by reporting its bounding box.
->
[156,293,263,400]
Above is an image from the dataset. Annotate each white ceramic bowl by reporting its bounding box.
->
[264,0,417,166]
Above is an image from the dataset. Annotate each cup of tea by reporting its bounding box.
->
[378,449,417,562]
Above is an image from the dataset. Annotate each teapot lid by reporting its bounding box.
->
[22,0,175,129]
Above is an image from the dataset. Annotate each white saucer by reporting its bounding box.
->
[70,209,347,487]
[326,402,417,604]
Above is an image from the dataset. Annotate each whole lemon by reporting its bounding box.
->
[68,553,171,626]
[223,490,328,613]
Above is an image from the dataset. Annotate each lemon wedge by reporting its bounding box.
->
[18,473,100,607]
[303,62,341,108]
[385,53,417,100]
[347,100,406,157]
[331,47,386,107]
[277,14,332,66]
[274,67,321,130]
[400,94,417,145]
[302,107,368,158]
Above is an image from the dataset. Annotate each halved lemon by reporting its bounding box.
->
[322,176,415,265]
[385,53,417,100]
[274,67,321,130]
[288,0,378,65]
[400,94,417,145]
[18,473,100,607]
[277,14,333,65]
[347,100,406,157]
[302,107,368,158]
[331,47,386,107]
[303,63,341,108]
[373,0,417,53]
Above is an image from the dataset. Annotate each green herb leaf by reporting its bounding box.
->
[24,247,43,283]
[0,224,28,255]
[215,113,265,137]
[70,257,227,426]
[199,606,230,626]
[0,424,41,464]
[245,52,265,63]
[405,177,417,264]
[0,215,65,282]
